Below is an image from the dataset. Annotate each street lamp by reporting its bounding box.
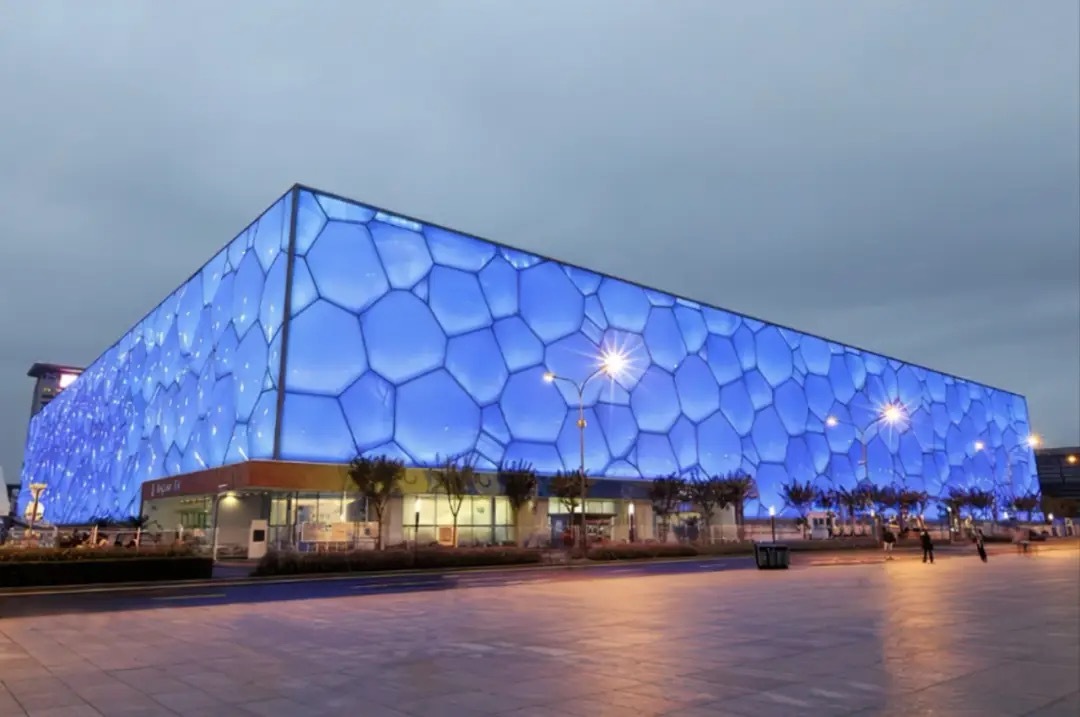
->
[210,483,230,561]
[413,496,421,554]
[826,402,909,486]
[26,483,47,537]
[543,348,629,551]
[628,501,636,543]
[768,505,776,543]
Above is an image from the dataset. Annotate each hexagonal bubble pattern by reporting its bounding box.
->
[23,186,1040,523]
[279,191,1040,515]
[19,191,293,523]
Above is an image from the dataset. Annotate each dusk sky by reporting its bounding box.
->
[1,1,1078,485]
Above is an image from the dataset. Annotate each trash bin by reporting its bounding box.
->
[754,542,790,570]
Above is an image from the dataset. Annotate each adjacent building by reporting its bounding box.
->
[19,185,1040,550]
[1036,446,1080,518]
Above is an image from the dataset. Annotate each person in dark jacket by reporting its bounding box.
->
[882,527,897,560]
[919,528,935,563]
[974,528,988,562]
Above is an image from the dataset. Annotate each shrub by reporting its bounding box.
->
[0,545,194,563]
[0,555,212,587]
[586,543,698,561]
[252,546,543,577]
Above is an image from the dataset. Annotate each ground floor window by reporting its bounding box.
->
[405,494,514,545]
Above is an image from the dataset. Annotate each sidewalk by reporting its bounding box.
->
[4,539,1076,598]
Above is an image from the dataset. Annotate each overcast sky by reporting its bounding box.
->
[1,1,1078,484]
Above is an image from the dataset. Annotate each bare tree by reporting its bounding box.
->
[649,474,686,543]
[719,471,757,540]
[781,480,816,538]
[499,460,538,545]
[347,455,404,550]
[685,474,723,543]
[430,454,480,546]
[550,470,591,548]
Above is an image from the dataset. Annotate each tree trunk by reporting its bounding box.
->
[375,510,384,550]
[451,515,459,547]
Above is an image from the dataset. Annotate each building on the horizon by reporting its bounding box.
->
[1036,446,1080,518]
[19,185,1041,549]
[27,363,84,417]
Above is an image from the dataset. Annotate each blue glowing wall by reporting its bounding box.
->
[19,193,292,522]
[21,185,1039,522]
[279,189,1038,516]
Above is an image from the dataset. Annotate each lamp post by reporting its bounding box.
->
[768,505,776,543]
[413,496,421,555]
[210,483,230,562]
[543,349,627,552]
[628,501,636,543]
[26,483,47,538]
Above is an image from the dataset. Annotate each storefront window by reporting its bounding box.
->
[404,494,514,545]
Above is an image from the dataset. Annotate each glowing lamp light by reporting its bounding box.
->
[1001,510,1009,521]
[628,502,635,516]
[542,372,556,383]
[825,416,840,428]
[974,440,985,451]
[413,496,422,514]
[1067,455,1078,465]
[600,348,628,378]
[768,506,776,517]
[1026,434,1041,448]
[1048,513,1054,522]
[58,373,78,389]
[881,403,905,425]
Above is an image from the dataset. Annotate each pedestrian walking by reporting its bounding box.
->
[882,527,897,560]
[974,528,988,562]
[919,528,935,564]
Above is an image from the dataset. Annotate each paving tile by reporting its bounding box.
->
[25,706,101,717]
[0,549,1075,717]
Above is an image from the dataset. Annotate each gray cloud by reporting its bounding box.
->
[1,0,1078,483]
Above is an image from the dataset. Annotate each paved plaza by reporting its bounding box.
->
[0,550,1077,717]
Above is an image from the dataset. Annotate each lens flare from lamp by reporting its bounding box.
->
[974,440,985,451]
[881,403,904,424]
[1026,434,1041,447]
[825,416,839,428]
[542,371,555,383]
[600,349,628,378]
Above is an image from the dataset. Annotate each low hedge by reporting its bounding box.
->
[586,537,882,561]
[587,544,700,561]
[253,546,544,577]
[0,546,194,563]
[0,556,213,588]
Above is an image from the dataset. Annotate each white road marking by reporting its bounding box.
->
[764,693,810,707]
[811,688,848,699]
[151,593,226,601]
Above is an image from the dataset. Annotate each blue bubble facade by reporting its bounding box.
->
[20,191,292,522]
[21,185,1039,522]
